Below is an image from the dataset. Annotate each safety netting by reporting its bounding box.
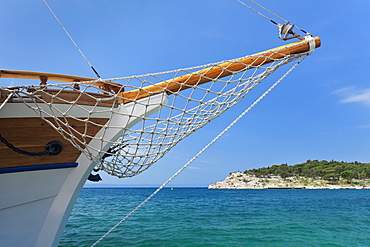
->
[0,37,317,178]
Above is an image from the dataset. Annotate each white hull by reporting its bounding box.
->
[0,166,77,246]
[0,162,86,246]
[0,93,167,246]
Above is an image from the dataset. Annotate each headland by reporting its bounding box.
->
[208,172,370,189]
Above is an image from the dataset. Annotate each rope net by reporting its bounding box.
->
[0,38,315,178]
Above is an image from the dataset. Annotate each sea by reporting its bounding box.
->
[59,188,370,247]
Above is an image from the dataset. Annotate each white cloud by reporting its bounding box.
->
[359,123,370,129]
[333,87,370,106]
[187,166,202,170]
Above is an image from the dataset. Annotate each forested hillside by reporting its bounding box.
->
[245,160,370,181]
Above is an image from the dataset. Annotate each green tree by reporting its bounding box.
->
[280,171,290,179]
[243,160,370,180]
[323,173,338,182]
[340,170,355,181]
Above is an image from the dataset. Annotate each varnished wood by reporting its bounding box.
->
[28,88,118,108]
[122,37,321,103]
[0,117,108,169]
[0,70,123,93]
[0,88,118,107]
[0,70,95,82]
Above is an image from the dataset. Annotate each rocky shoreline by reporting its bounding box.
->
[208,172,369,189]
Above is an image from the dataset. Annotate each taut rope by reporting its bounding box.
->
[90,55,308,246]
[42,0,102,79]
[235,0,310,38]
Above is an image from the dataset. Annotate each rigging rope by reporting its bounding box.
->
[90,55,308,246]
[0,2,319,245]
[248,0,288,23]
[42,0,102,79]
[235,0,277,24]
[1,14,317,242]
[235,0,309,36]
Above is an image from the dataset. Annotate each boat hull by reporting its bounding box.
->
[0,163,78,246]
[0,92,168,246]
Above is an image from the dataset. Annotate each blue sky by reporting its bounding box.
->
[1,0,370,187]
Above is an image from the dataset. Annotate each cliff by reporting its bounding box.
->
[208,172,369,189]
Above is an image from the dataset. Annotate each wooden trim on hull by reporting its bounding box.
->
[0,88,118,108]
[0,117,108,169]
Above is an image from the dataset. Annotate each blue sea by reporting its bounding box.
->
[59,188,370,246]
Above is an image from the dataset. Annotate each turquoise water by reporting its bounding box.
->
[60,188,370,246]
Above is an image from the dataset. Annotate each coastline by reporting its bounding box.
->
[208,172,370,190]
